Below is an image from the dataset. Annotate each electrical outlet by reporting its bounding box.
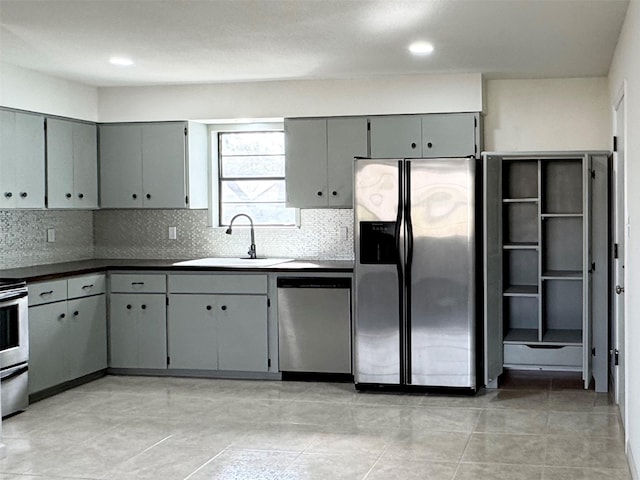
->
[46,228,56,243]
[168,226,177,240]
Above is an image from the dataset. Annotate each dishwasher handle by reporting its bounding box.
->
[277,277,351,289]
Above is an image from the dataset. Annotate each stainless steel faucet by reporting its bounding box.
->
[225,213,257,259]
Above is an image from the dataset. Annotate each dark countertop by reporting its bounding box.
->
[0,258,354,283]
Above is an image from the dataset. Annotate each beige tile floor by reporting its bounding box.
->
[0,372,631,480]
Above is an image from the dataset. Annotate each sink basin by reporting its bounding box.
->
[173,257,294,268]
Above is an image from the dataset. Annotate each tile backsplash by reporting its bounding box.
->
[0,210,94,269]
[0,208,354,269]
[94,208,355,261]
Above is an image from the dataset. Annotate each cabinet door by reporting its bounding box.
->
[284,118,329,207]
[99,124,143,208]
[67,295,107,379]
[137,294,167,369]
[46,118,75,208]
[108,294,139,368]
[421,113,476,158]
[327,117,368,208]
[0,111,45,209]
[142,123,187,208]
[28,302,68,394]
[369,116,422,158]
[72,122,98,208]
[167,294,218,370]
[217,295,268,372]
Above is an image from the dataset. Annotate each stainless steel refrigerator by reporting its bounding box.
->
[354,157,477,391]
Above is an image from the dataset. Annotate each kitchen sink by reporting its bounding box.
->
[173,257,294,267]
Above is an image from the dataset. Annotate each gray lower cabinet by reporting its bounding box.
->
[109,294,167,369]
[28,274,107,395]
[167,273,269,373]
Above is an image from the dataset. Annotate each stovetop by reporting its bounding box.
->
[0,278,26,292]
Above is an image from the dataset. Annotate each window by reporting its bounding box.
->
[218,130,297,226]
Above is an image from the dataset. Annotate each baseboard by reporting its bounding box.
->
[628,438,639,480]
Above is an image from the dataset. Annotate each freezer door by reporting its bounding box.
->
[408,158,476,387]
[354,158,402,385]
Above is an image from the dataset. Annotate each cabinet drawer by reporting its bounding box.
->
[504,344,582,368]
[68,274,106,299]
[169,274,267,294]
[29,279,67,306]
[110,274,166,293]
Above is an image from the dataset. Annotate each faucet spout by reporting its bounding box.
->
[226,213,257,259]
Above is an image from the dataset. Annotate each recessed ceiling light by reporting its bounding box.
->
[409,41,434,56]
[109,56,134,66]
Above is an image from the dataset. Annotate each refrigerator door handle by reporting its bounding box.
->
[404,160,413,384]
[395,160,404,281]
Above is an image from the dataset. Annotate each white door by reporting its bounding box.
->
[612,92,626,426]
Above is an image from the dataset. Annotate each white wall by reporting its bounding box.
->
[609,1,640,478]
[484,78,611,152]
[97,73,483,122]
[0,63,98,121]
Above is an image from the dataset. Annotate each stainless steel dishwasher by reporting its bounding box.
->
[277,277,351,375]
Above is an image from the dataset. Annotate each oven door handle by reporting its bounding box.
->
[1,364,28,382]
[0,289,28,302]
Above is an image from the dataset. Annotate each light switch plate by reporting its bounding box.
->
[168,226,177,240]
[46,228,56,243]
[339,226,348,241]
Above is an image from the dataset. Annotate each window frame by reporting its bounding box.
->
[208,122,299,228]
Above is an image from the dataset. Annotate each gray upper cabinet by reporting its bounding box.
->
[99,122,207,209]
[0,109,45,209]
[46,118,98,209]
[285,116,368,208]
[370,113,479,159]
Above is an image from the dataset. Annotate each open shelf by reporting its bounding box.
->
[541,213,583,218]
[542,329,582,346]
[541,158,583,214]
[504,243,538,250]
[503,160,538,199]
[504,285,538,296]
[542,270,583,279]
[503,198,538,204]
[504,328,539,344]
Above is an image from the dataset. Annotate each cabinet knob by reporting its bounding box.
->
[19,192,27,198]
[411,142,417,149]
[73,310,79,316]
[78,193,84,199]
[426,142,433,149]
[317,191,323,197]
[146,194,151,199]
[141,304,147,310]
[206,305,212,311]
[332,191,338,196]
[126,304,132,310]
[65,193,72,199]
[4,192,12,198]
[132,194,137,199]
[59,313,66,319]
[221,305,227,311]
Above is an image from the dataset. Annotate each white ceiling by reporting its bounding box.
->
[0,0,630,88]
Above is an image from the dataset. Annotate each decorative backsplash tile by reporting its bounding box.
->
[0,208,355,269]
[0,210,94,269]
[93,208,355,261]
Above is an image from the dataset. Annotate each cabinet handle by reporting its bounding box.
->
[82,284,94,290]
[65,193,72,199]
[131,282,145,286]
[141,304,147,310]
[39,290,54,296]
[221,305,227,311]
[426,142,433,149]
[19,192,27,198]
[78,193,84,199]
[317,191,323,197]
[411,142,417,149]
[206,305,212,311]
[146,194,151,199]
[132,193,138,199]
[73,310,79,316]
[4,192,12,198]
[126,304,132,310]
[59,313,66,319]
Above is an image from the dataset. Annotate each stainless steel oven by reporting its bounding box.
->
[0,280,29,417]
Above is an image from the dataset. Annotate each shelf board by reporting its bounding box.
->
[542,329,583,345]
[504,329,539,344]
[541,213,583,218]
[503,243,539,250]
[503,198,539,204]
[504,285,538,296]
[542,270,583,279]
